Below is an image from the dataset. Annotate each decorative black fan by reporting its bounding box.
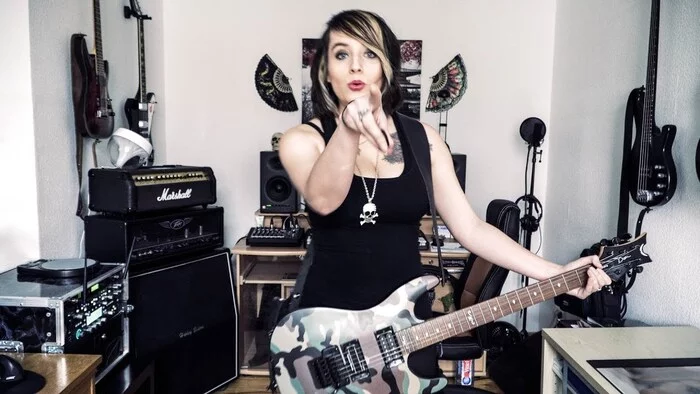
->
[425,54,467,142]
[426,54,467,113]
[255,54,298,112]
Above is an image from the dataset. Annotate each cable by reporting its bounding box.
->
[535,227,543,255]
[524,145,532,193]
[121,237,137,282]
[78,230,86,258]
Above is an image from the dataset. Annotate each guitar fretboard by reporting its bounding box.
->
[642,0,660,143]
[137,18,147,102]
[398,266,588,354]
[93,0,105,77]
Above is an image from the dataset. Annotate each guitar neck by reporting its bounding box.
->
[137,17,147,102]
[93,0,105,77]
[401,266,588,353]
[643,0,661,133]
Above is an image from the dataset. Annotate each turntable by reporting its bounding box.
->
[16,258,101,284]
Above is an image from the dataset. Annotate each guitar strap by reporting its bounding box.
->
[396,113,446,285]
[75,131,86,220]
[616,90,636,236]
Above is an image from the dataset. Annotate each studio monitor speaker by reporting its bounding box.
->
[452,153,467,192]
[128,249,239,394]
[260,150,299,213]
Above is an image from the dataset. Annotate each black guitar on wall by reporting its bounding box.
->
[696,138,700,182]
[627,0,677,207]
[70,0,115,139]
[124,0,157,161]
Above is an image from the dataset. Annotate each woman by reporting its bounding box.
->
[279,9,611,387]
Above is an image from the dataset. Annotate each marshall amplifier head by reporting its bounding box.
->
[88,165,216,214]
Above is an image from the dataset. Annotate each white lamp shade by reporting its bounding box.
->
[108,128,153,168]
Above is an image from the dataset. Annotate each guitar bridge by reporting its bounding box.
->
[308,340,369,389]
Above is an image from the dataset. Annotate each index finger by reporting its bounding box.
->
[368,84,383,112]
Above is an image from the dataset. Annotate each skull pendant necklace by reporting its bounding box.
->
[357,150,379,226]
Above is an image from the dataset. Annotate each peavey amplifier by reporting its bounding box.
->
[88,165,216,214]
[85,206,224,266]
[0,262,128,382]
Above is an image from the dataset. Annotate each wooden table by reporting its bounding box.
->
[0,353,101,394]
[541,326,700,393]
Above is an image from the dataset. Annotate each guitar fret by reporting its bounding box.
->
[549,278,558,296]
[477,303,487,324]
[525,287,535,306]
[575,269,584,288]
[465,308,475,329]
[536,282,544,301]
[486,300,496,321]
[514,289,524,309]
[495,297,505,318]
[504,293,514,314]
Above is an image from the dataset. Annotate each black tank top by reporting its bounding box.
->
[300,114,429,310]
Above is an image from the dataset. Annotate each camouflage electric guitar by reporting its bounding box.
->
[270,234,651,394]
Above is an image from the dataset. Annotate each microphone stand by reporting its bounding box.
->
[519,143,542,337]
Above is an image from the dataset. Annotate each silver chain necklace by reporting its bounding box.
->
[356,150,379,225]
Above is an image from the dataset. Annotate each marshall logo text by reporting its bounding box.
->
[157,188,193,202]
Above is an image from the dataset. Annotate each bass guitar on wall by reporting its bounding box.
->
[696,138,700,183]
[269,236,651,394]
[124,0,157,158]
[627,0,677,207]
[70,0,115,140]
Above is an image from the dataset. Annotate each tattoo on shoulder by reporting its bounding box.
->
[429,143,433,151]
[383,132,404,164]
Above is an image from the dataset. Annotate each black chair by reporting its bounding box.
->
[428,199,521,393]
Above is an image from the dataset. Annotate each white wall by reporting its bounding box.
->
[547,0,700,328]
[0,1,40,272]
[27,0,165,259]
[7,0,698,331]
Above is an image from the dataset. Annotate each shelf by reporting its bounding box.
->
[254,210,308,217]
[231,239,307,256]
[242,260,300,284]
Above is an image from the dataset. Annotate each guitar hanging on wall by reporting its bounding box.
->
[627,0,677,207]
[70,0,115,139]
[124,0,156,163]
[696,138,700,182]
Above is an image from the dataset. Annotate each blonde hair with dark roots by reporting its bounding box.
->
[310,10,403,119]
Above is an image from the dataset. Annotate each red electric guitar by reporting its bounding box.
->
[70,0,115,139]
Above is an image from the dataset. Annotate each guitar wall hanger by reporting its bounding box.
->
[123,6,151,20]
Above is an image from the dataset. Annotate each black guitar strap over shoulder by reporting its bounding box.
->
[395,113,446,284]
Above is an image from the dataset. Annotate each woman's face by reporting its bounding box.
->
[326,31,384,108]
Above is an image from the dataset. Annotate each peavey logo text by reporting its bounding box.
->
[157,188,192,202]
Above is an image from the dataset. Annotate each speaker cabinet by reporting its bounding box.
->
[128,249,239,393]
[260,151,299,213]
[452,153,467,192]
